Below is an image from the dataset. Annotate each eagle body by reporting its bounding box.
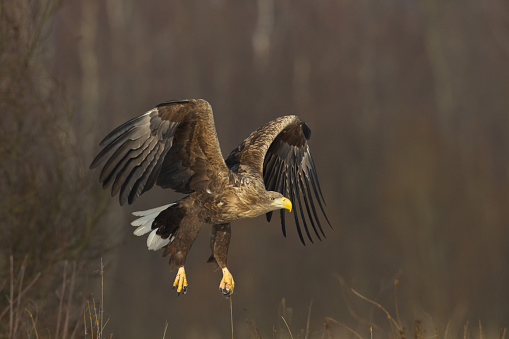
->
[91,99,329,296]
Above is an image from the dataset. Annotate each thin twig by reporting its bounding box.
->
[100,258,104,336]
[13,256,28,335]
[56,261,68,338]
[100,318,110,337]
[84,302,88,337]
[26,308,40,339]
[325,316,363,339]
[351,288,402,331]
[63,261,77,339]
[281,316,294,339]
[230,296,234,339]
[88,300,94,339]
[394,279,401,328]
[9,256,14,338]
[305,299,313,339]
[162,321,168,339]
[93,298,99,338]
[0,272,41,319]
[333,273,382,331]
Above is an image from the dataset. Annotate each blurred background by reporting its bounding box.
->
[1,0,509,338]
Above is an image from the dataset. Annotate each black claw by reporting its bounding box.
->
[174,285,188,296]
[219,287,232,297]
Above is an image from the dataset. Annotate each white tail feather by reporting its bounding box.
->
[133,223,152,236]
[132,203,173,217]
[146,229,159,248]
[131,212,162,227]
[131,203,176,251]
[146,230,171,251]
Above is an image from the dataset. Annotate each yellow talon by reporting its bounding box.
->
[219,267,235,297]
[173,266,188,295]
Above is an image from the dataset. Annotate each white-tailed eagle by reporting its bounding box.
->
[90,99,330,296]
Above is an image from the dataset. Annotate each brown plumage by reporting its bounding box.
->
[90,99,330,296]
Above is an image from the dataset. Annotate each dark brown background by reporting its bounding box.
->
[3,0,509,338]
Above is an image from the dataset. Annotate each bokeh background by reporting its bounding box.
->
[2,0,509,338]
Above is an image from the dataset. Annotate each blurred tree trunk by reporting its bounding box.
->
[252,0,274,70]
[79,0,100,150]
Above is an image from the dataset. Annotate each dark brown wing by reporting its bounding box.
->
[225,116,330,245]
[90,99,229,205]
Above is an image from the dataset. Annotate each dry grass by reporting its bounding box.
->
[240,281,507,339]
[0,257,114,339]
[84,259,111,339]
[5,261,503,339]
[0,256,81,338]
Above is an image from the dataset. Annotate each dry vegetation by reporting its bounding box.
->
[242,290,507,339]
[0,1,111,337]
[243,287,507,339]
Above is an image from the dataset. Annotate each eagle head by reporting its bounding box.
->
[265,191,292,213]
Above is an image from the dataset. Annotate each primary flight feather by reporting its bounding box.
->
[90,99,330,296]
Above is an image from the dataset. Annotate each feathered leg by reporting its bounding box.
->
[156,201,203,296]
[208,223,234,296]
[166,222,201,295]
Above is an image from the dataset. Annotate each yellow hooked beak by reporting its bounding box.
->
[274,197,292,212]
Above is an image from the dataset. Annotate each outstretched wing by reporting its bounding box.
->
[90,99,229,205]
[226,116,330,245]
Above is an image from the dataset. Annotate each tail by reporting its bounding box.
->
[131,203,176,251]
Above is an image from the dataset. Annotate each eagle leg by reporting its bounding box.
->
[219,267,235,297]
[172,266,188,296]
[208,224,234,296]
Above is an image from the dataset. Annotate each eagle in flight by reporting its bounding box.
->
[91,99,330,296]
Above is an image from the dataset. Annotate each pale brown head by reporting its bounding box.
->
[259,191,292,214]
